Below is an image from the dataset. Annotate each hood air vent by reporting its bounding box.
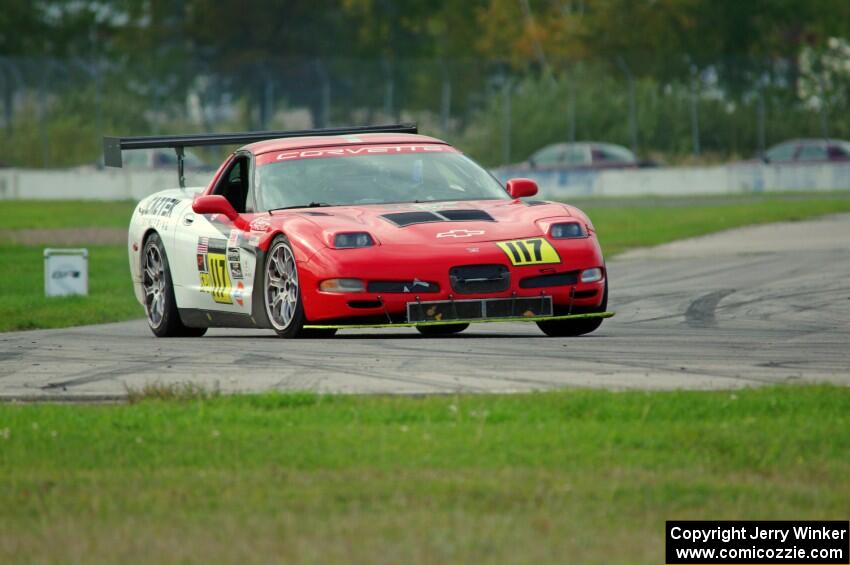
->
[381,211,443,227]
[381,209,495,227]
[438,209,494,221]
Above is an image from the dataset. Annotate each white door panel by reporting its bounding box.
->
[171,211,257,314]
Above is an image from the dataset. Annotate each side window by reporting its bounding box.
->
[213,156,250,213]
[564,146,589,165]
[798,143,827,161]
[594,145,635,163]
[765,143,797,162]
[829,143,850,159]
[531,145,565,167]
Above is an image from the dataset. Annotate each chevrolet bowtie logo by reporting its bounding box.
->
[436,229,486,238]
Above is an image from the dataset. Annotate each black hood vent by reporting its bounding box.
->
[438,209,494,222]
[381,208,495,227]
[381,211,443,227]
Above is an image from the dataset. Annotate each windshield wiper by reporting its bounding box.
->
[271,202,337,211]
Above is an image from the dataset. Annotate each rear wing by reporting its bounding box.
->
[103,123,418,187]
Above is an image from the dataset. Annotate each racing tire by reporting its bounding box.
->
[416,323,469,336]
[142,233,207,338]
[536,280,608,337]
[264,235,309,338]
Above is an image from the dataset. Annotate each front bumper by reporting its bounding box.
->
[298,238,606,323]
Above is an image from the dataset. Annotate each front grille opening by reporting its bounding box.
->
[348,300,383,309]
[574,289,598,299]
[381,211,443,227]
[367,280,440,293]
[519,271,580,289]
[437,209,494,222]
[449,264,510,294]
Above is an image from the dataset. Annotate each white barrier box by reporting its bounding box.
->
[44,248,89,297]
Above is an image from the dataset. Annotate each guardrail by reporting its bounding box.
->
[0,168,213,200]
[493,162,850,198]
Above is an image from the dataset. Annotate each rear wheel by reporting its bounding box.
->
[142,233,207,338]
[416,323,469,336]
[536,281,608,337]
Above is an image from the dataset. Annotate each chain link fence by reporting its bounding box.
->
[1,54,847,169]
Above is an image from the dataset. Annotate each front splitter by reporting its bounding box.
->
[304,311,614,330]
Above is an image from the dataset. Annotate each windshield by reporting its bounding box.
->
[255,145,508,210]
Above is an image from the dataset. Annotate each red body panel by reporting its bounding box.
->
[240,199,604,323]
[200,133,607,325]
[298,231,605,322]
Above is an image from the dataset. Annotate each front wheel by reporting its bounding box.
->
[536,281,608,337]
[416,323,469,336]
[264,236,308,338]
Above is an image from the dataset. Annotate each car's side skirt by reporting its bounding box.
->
[178,308,262,329]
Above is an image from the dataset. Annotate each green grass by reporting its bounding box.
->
[0,199,136,231]
[0,386,847,563]
[2,245,138,332]
[3,192,850,332]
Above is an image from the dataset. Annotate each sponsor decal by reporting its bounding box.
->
[466,247,480,253]
[233,281,245,307]
[227,247,243,279]
[436,229,485,239]
[497,238,561,266]
[197,237,232,304]
[139,196,180,217]
[196,237,210,273]
[248,234,261,247]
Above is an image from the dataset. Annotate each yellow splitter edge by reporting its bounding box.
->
[305,311,615,330]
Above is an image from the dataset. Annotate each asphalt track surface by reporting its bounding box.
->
[2,214,849,400]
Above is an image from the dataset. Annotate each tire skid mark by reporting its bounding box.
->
[685,289,736,328]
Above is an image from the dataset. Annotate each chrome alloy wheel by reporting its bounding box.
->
[265,242,299,329]
[142,244,166,328]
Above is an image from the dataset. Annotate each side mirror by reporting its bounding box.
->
[506,178,538,199]
[192,195,250,230]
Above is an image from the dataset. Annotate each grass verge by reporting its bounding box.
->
[0,386,847,563]
[3,192,850,331]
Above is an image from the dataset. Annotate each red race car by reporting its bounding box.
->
[107,124,612,338]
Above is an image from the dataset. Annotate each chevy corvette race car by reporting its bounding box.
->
[105,124,612,338]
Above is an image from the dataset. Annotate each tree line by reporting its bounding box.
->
[2,0,849,167]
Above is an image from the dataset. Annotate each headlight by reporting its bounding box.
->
[550,222,586,239]
[333,232,375,249]
[319,278,366,292]
[581,268,603,283]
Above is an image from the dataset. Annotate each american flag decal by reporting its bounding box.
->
[197,237,208,253]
